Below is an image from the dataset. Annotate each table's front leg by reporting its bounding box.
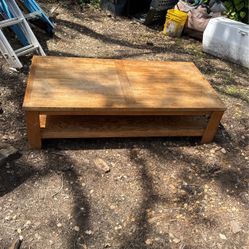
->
[201,111,224,144]
[25,111,42,149]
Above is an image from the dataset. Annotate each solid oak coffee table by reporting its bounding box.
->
[23,56,226,149]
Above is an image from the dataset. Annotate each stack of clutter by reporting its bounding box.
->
[163,0,226,38]
[101,0,180,25]
[162,0,249,68]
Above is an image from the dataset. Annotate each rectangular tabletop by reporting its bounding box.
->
[23,56,226,113]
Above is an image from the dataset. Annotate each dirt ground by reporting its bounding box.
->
[0,1,249,249]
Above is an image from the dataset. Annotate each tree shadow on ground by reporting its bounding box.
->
[148,132,249,205]
[0,144,91,249]
[119,148,171,249]
[47,49,161,60]
[54,18,187,55]
[114,129,248,247]
[43,136,201,152]
[44,153,91,249]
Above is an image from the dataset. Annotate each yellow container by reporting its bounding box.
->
[163,9,188,37]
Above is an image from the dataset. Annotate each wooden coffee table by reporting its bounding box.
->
[23,56,226,149]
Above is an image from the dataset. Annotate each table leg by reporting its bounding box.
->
[25,111,42,149]
[201,111,224,144]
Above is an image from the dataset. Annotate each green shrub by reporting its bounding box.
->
[223,0,249,23]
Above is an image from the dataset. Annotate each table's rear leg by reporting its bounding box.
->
[201,111,224,144]
[25,111,42,149]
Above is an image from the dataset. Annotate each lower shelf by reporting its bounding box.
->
[39,115,207,139]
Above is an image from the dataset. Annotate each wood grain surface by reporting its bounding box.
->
[39,115,207,139]
[23,56,226,113]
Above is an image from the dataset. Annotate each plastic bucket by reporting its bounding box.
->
[163,9,188,37]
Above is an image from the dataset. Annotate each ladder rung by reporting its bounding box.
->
[15,44,38,57]
[0,17,24,28]
[25,11,42,20]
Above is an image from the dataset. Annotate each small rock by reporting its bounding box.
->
[110,205,115,210]
[85,230,93,235]
[104,243,111,248]
[169,233,174,238]
[57,223,62,228]
[114,225,122,230]
[230,220,241,234]
[74,226,80,232]
[94,158,110,173]
[145,238,153,245]
[25,220,31,226]
[173,238,181,244]
[17,228,22,234]
[35,233,41,240]
[221,148,226,154]
[219,233,227,240]
[210,149,216,154]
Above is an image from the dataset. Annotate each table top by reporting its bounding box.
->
[23,56,226,113]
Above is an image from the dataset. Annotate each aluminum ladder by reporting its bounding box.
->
[0,0,45,68]
[18,0,55,35]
